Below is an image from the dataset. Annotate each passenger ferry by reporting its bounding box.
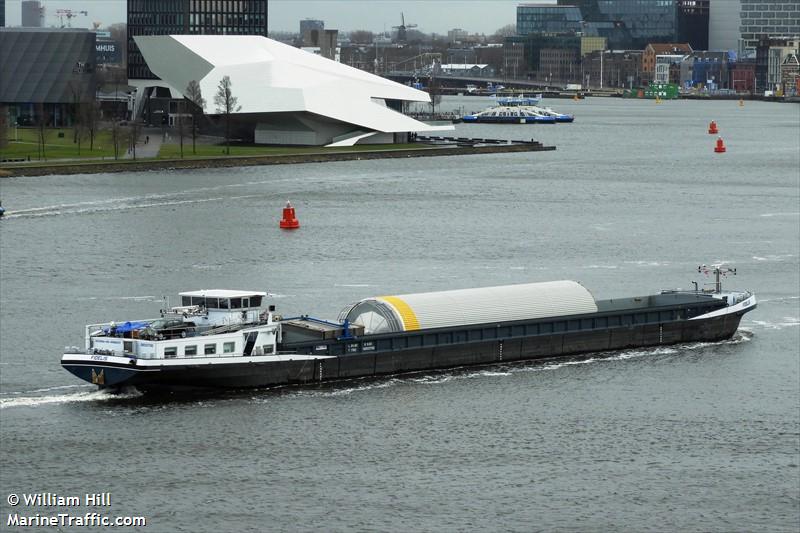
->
[61,266,756,391]
[462,105,557,124]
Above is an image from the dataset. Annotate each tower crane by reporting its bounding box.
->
[56,9,88,28]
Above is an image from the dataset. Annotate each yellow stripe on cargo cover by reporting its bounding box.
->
[380,296,421,331]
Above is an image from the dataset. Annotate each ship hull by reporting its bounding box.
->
[62,309,748,391]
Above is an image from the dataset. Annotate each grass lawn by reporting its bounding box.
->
[1,127,117,160]
[157,142,437,159]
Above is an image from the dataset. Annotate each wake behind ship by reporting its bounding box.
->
[61,265,756,391]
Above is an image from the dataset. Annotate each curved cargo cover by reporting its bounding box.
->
[345,280,597,334]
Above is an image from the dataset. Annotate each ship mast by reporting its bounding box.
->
[698,263,736,293]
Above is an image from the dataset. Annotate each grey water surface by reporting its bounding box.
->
[1,97,798,532]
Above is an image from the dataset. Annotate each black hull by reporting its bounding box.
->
[67,311,746,391]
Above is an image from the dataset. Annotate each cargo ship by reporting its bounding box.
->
[61,265,756,391]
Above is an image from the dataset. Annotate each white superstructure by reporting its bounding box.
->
[133,35,453,146]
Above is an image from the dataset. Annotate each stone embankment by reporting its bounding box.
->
[1,142,555,178]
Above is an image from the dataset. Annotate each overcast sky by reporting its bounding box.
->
[3,0,550,34]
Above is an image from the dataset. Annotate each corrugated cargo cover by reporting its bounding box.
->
[345,280,598,334]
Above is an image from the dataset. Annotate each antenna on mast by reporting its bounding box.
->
[698,263,737,293]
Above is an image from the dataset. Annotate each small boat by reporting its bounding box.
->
[462,105,556,124]
[0,201,5,217]
[62,265,756,391]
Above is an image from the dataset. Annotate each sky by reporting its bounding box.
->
[3,0,549,34]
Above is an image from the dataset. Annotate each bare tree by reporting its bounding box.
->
[128,121,142,159]
[428,73,442,116]
[110,120,123,160]
[176,102,185,158]
[35,103,48,160]
[107,23,128,68]
[213,75,241,155]
[82,100,101,151]
[492,24,517,40]
[0,105,8,151]
[349,30,375,44]
[185,80,205,155]
[67,80,82,146]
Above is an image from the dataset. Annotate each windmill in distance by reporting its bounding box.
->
[392,12,417,43]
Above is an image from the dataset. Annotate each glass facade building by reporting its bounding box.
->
[128,0,268,80]
[21,0,44,27]
[677,0,709,51]
[740,0,800,51]
[558,0,677,49]
[517,4,583,35]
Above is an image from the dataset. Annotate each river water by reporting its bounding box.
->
[1,97,798,532]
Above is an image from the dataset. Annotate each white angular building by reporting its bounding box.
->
[133,35,452,146]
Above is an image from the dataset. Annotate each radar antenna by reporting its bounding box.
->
[698,263,736,293]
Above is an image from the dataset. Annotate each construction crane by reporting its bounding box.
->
[56,9,88,28]
[392,12,417,43]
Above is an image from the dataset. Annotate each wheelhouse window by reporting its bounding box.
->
[204,344,216,355]
[164,346,178,358]
[262,344,273,354]
[223,342,235,354]
[185,345,197,356]
[230,298,241,309]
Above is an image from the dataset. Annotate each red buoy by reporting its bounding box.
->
[708,120,718,134]
[279,201,300,229]
[714,137,726,153]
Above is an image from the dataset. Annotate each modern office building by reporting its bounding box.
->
[517,4,583,35]
[21,0,43,27]
[557,0,677,49]
[128,0,268,80]
[709,0,740,51]
[0,28,96,126]
[133,34,451,146]
[740,0,800,51]
[676,0,709,51]
[505,33,582,83]
[299,18,324,46]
